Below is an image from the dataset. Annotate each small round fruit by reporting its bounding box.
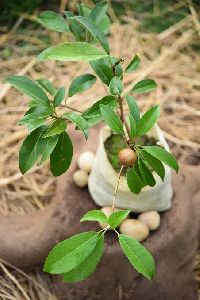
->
[77,151,95,173]
[73,170,88,188]
[119,219,149,242]
[118,148,137,167]
[138,211,160,231]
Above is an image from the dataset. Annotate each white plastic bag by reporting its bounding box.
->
[88,126,173,212]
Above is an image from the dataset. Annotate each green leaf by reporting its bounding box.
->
[53,87,65,107]
[126,95,140,123]
[68,74,96,97]
[38,42,108,62]
[36,79,56,95]
[125,55,141,73]
[80,210,107,223]
[50,131,73,176]
[64,11,83,41]
[38,11,69,32]
[62,233,104,283]
[143,146,179,172]
[89,2,108,24]
[23,117,46,132]
[109,77,123,95]
[4,76,49,106]
[119,234,155,280]
[83,95,117,119]
[77,3,91,18]
[43,118,67,138]
[67,16,110,54]
[138,158,156,187]
[19,126,58,174]
[44,231,100,274]
[90,57,122,86]
[126,168,143,194]
[108,210,130,229]
[129,114,136,139]
[132,79,157,93]
[139,150,165,181]
[100,105,123,134]
[136,105,160,136]
[64,112,89,139]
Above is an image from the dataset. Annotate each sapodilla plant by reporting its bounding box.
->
[4,1,179,282]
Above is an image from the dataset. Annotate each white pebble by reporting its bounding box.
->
[77,151,95,173]
[119,219,149,242]
[138,211,160,231]
[73,170,88,188]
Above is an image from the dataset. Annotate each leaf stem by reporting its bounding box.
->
[111,165,124,212]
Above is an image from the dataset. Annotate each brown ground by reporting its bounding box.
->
[0,2,200,299]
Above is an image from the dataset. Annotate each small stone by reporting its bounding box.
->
[77,151,95,173]
[99,206,123,229]
[73,170,88,188]
[119,219,149,242]
[138,211,160,231]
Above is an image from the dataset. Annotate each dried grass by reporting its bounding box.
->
[0,3,199,298]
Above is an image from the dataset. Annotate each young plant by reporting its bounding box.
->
[4,1,179,282]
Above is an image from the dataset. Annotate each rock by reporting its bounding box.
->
[77,151,95,173]
[73,170,88,188]
[138,211,160,231]
[119,219,149,242]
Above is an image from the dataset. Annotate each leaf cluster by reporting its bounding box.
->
[44,210,155,282]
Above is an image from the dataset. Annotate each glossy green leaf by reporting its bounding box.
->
[67,16,110,54]
[80,210,107,223]
[90,57,122,86]
[43,118,67,138]
[4,76,49,106]
[126,95,140,123]
[23,117,46,132]
[139,150,165,181]
[77,3,91,18]
[36,78,56,95]
[89,2,108,24]
[125,55,141,73]
[132,79,157,93]
[83,95,117,120]
[126,168,143,194]
[138,158,156,187]
[109,77,123,95]
[62,233,104,283]
[53,87,65,107]
[119,234,155,280]
[68,74,96,97]
[143,146,179,172]
[133,159,147,188]
[19,126,58,174]
[38,11,69,32]
[38,42,108,62]
[64,112,89,139]
[100,105,123,134]
[129,114,136,139]
[50,131,73,176]
[64,11,83,41]
[108,210,130,229]
[136,105,160,136]
[44,231,100,274]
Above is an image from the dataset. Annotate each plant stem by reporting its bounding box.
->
[111,165,124,212]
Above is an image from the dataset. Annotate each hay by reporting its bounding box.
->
[0,3,199,298]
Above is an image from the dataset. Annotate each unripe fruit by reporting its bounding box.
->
[73,170,88,188]
[118,148,137,167]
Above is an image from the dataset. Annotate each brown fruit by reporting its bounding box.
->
[118,148,137,167]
